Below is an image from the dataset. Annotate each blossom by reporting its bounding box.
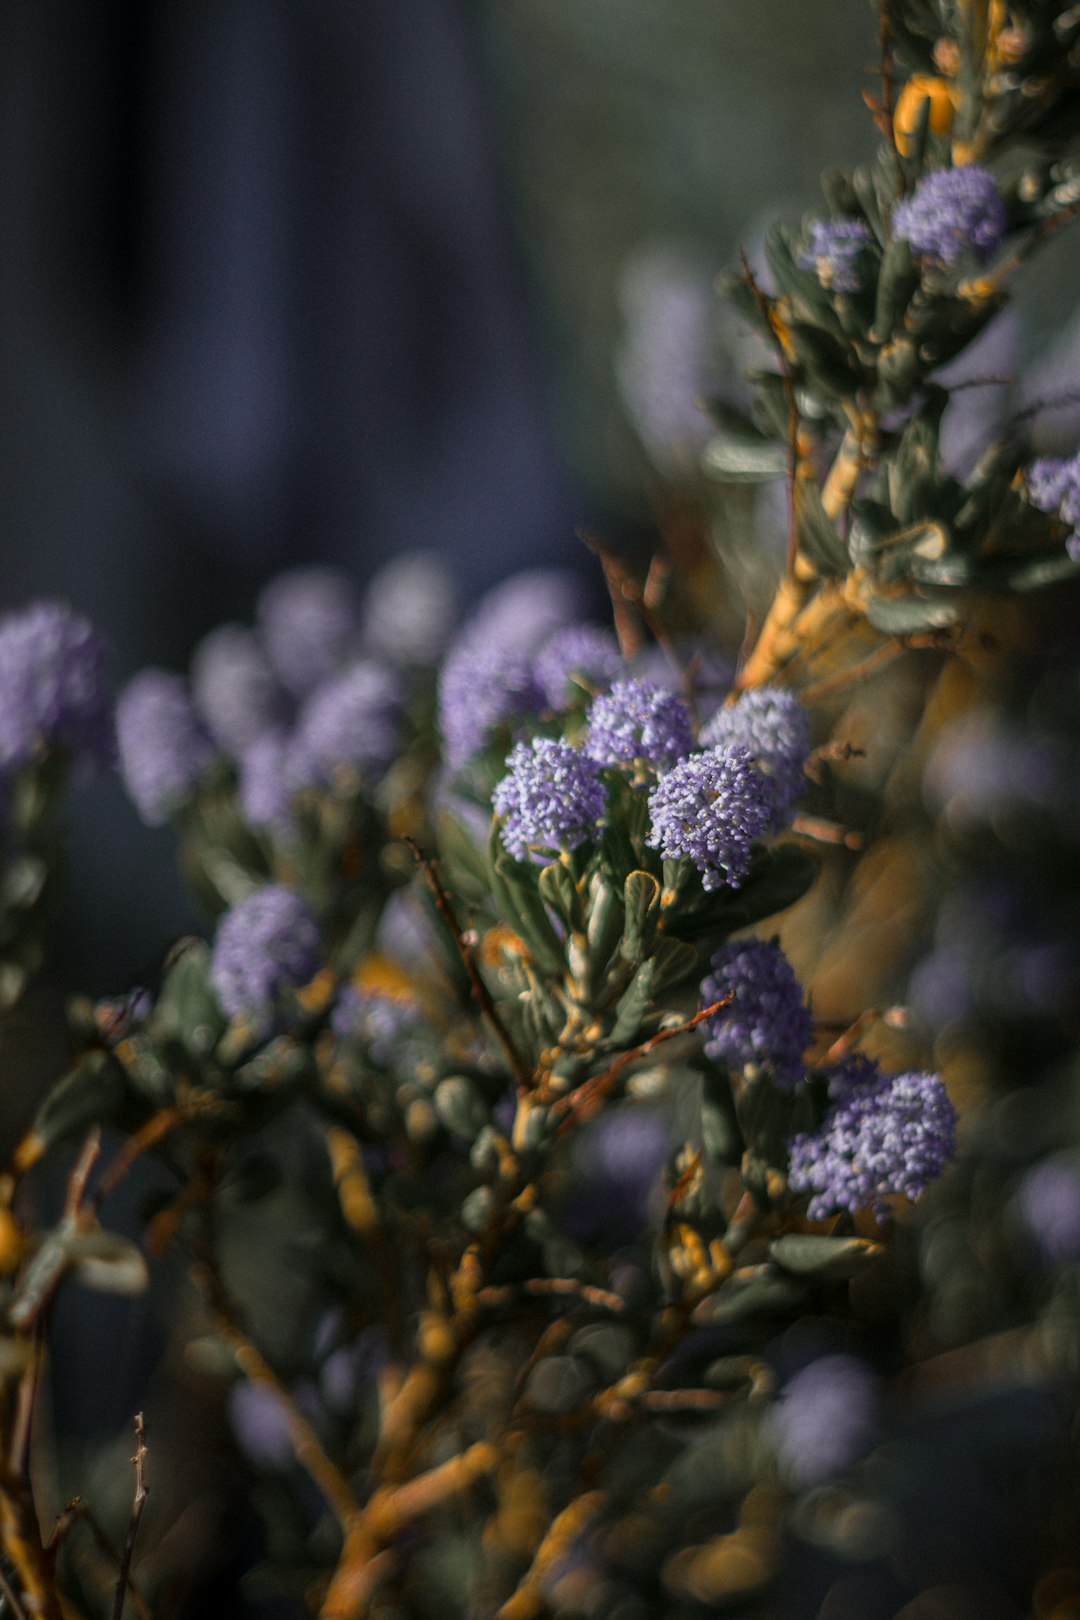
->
[360,550,457,664]
[700,687,810,826]
[585,678,695,773]
[209,884,321,1025]
[332,986,421,1062]
[467,569,586,654]
[533,625,624,709]
[115,670,214,825]
[493,738,607,860]
[1027,452,1080,529]
[799,219,873,292]
[256,568,358,697]
[190,624,282,754]
[438,636,542,769]
[1018,1158,1080,1263]
[0,601,111,774]
[771,1355,879,1487]
[892,165,1006,265]
[788,1067,956,1220]
[645,745,775,890]
[294,662,402,783]
[238,731,297,837]
[700,938,812,1089]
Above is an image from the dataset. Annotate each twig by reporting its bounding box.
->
[404,838,532,1091]
[50,1499,152,1620]
[0,1565,28,1620]
[579,533,696,705]
[550,1000,730,1134]
[791,813,864,851]
[92,1109,191,1214]
[494,1491,608,1620]
[63,1132,102,1219]
[474,1278,626,1316]
[111,1414,148,1620]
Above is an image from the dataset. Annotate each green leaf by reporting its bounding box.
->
[492,855,566,976]
[437,808,491,905]
[703,434,788,483]
[522,1355,596,1414]
[65,1229,150,1295]
[620,871,661,962]
[873,239,918,338]
[154,940,226,1058]
[538,860,583,933]
[769,1233,884,1279]
[797,479,850,575]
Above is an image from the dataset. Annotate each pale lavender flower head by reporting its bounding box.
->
[534,625,624,709]
[238,731,297,837]
[645,745,775,891]
[332,986,421,1063]
[585,678,695,774]
[210,884,321,1025]
[493,738,607,861]
[1027,452,1080,529]
[615,249,714,467]
[115,670,214,826]
[1018,1157,1080,1263]
[799,219,873,292]
[893,166,1006,265]
[256,567,358,697]
[701,687,810,827]
[700,938,812,1089]
[468,568,586,655]
[190,624,283,755]
[0,601,111,774]
[788,1068,956,1220]
[360,550,457,664]
[438,637,542,769]
[293,661,402,785]
[771,1355,879,1488]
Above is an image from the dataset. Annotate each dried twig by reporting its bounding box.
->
[111,1414,148,1620]
[405,838,532,1091]
[550,1000,730,1134]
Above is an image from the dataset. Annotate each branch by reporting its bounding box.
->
[404,839,532,1091]
[111,1415,148,1620]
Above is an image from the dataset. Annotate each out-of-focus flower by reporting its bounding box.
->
[771,1355,879,1487]
[1027,451,1080,531]
[190,624,282,754]
[0,601,111,774]
[210,884,321,1026]
[893,166,1006,265]
[294,662,402,784]
[645,745,775,890]
[438,637,542,769]
[585,678,695,774]
[115,670,214,826]
[799,219,873,292]
[256,568,358,698]
[615,248,715,468]
[238,731,297,837]
[467,569,586,655]
[700,938,812,1089]
[1018,1157,1080,1263]
[788,1068,957,1220]
[533,625,624,709]
[493,738,607,861]
[700,687,810,827]
[360,550,457,664]
[924,708,1061,822]
[332,985,421,1063]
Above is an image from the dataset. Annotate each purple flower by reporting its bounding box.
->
[360,550,457,664]
[332,986,421,1062]
[0,601,111,774]
[1018,1158,1080,1263]
[468,569,586,654]
[438,636,542,769]
[190,624,282,754]
[700,687,810,827]
[238,731,297,837]
[493,738,607,861]
[294,662,402,783]
[615,250,715,466]
[799,219,873,292]
[788,1068,956,1220]
[700,938,812,1089]
[256,568,358,697]
[893,166,1006,265]
[1028,452,1080,528]
[585,678,695,773]
[534,625,624,709]
[210,884,322,1025]
[771,1355,879,1488]
[115,670,214,826]
[645,745,775,891]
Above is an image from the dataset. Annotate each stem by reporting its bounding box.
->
[111,1415,148,1620]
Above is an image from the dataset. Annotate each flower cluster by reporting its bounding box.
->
[1028,452,1080,535]
[209,884,321,1026]
[115,670,214,826]
[645,745,774,890]
[799,218,873,292]
[701,686,810,826]
[190,625,282,754]
[771,1355,879,1488]
[585,678,694,773]
[293,662,403,784]
[256,568,358,698]
[493,738,607,860]
[700,937,812,1088]
[788,1064,957,1219]
[534,625,624,709]
[0,602,111,775]
[332,986,422,1064]
[893,165,1006,266]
